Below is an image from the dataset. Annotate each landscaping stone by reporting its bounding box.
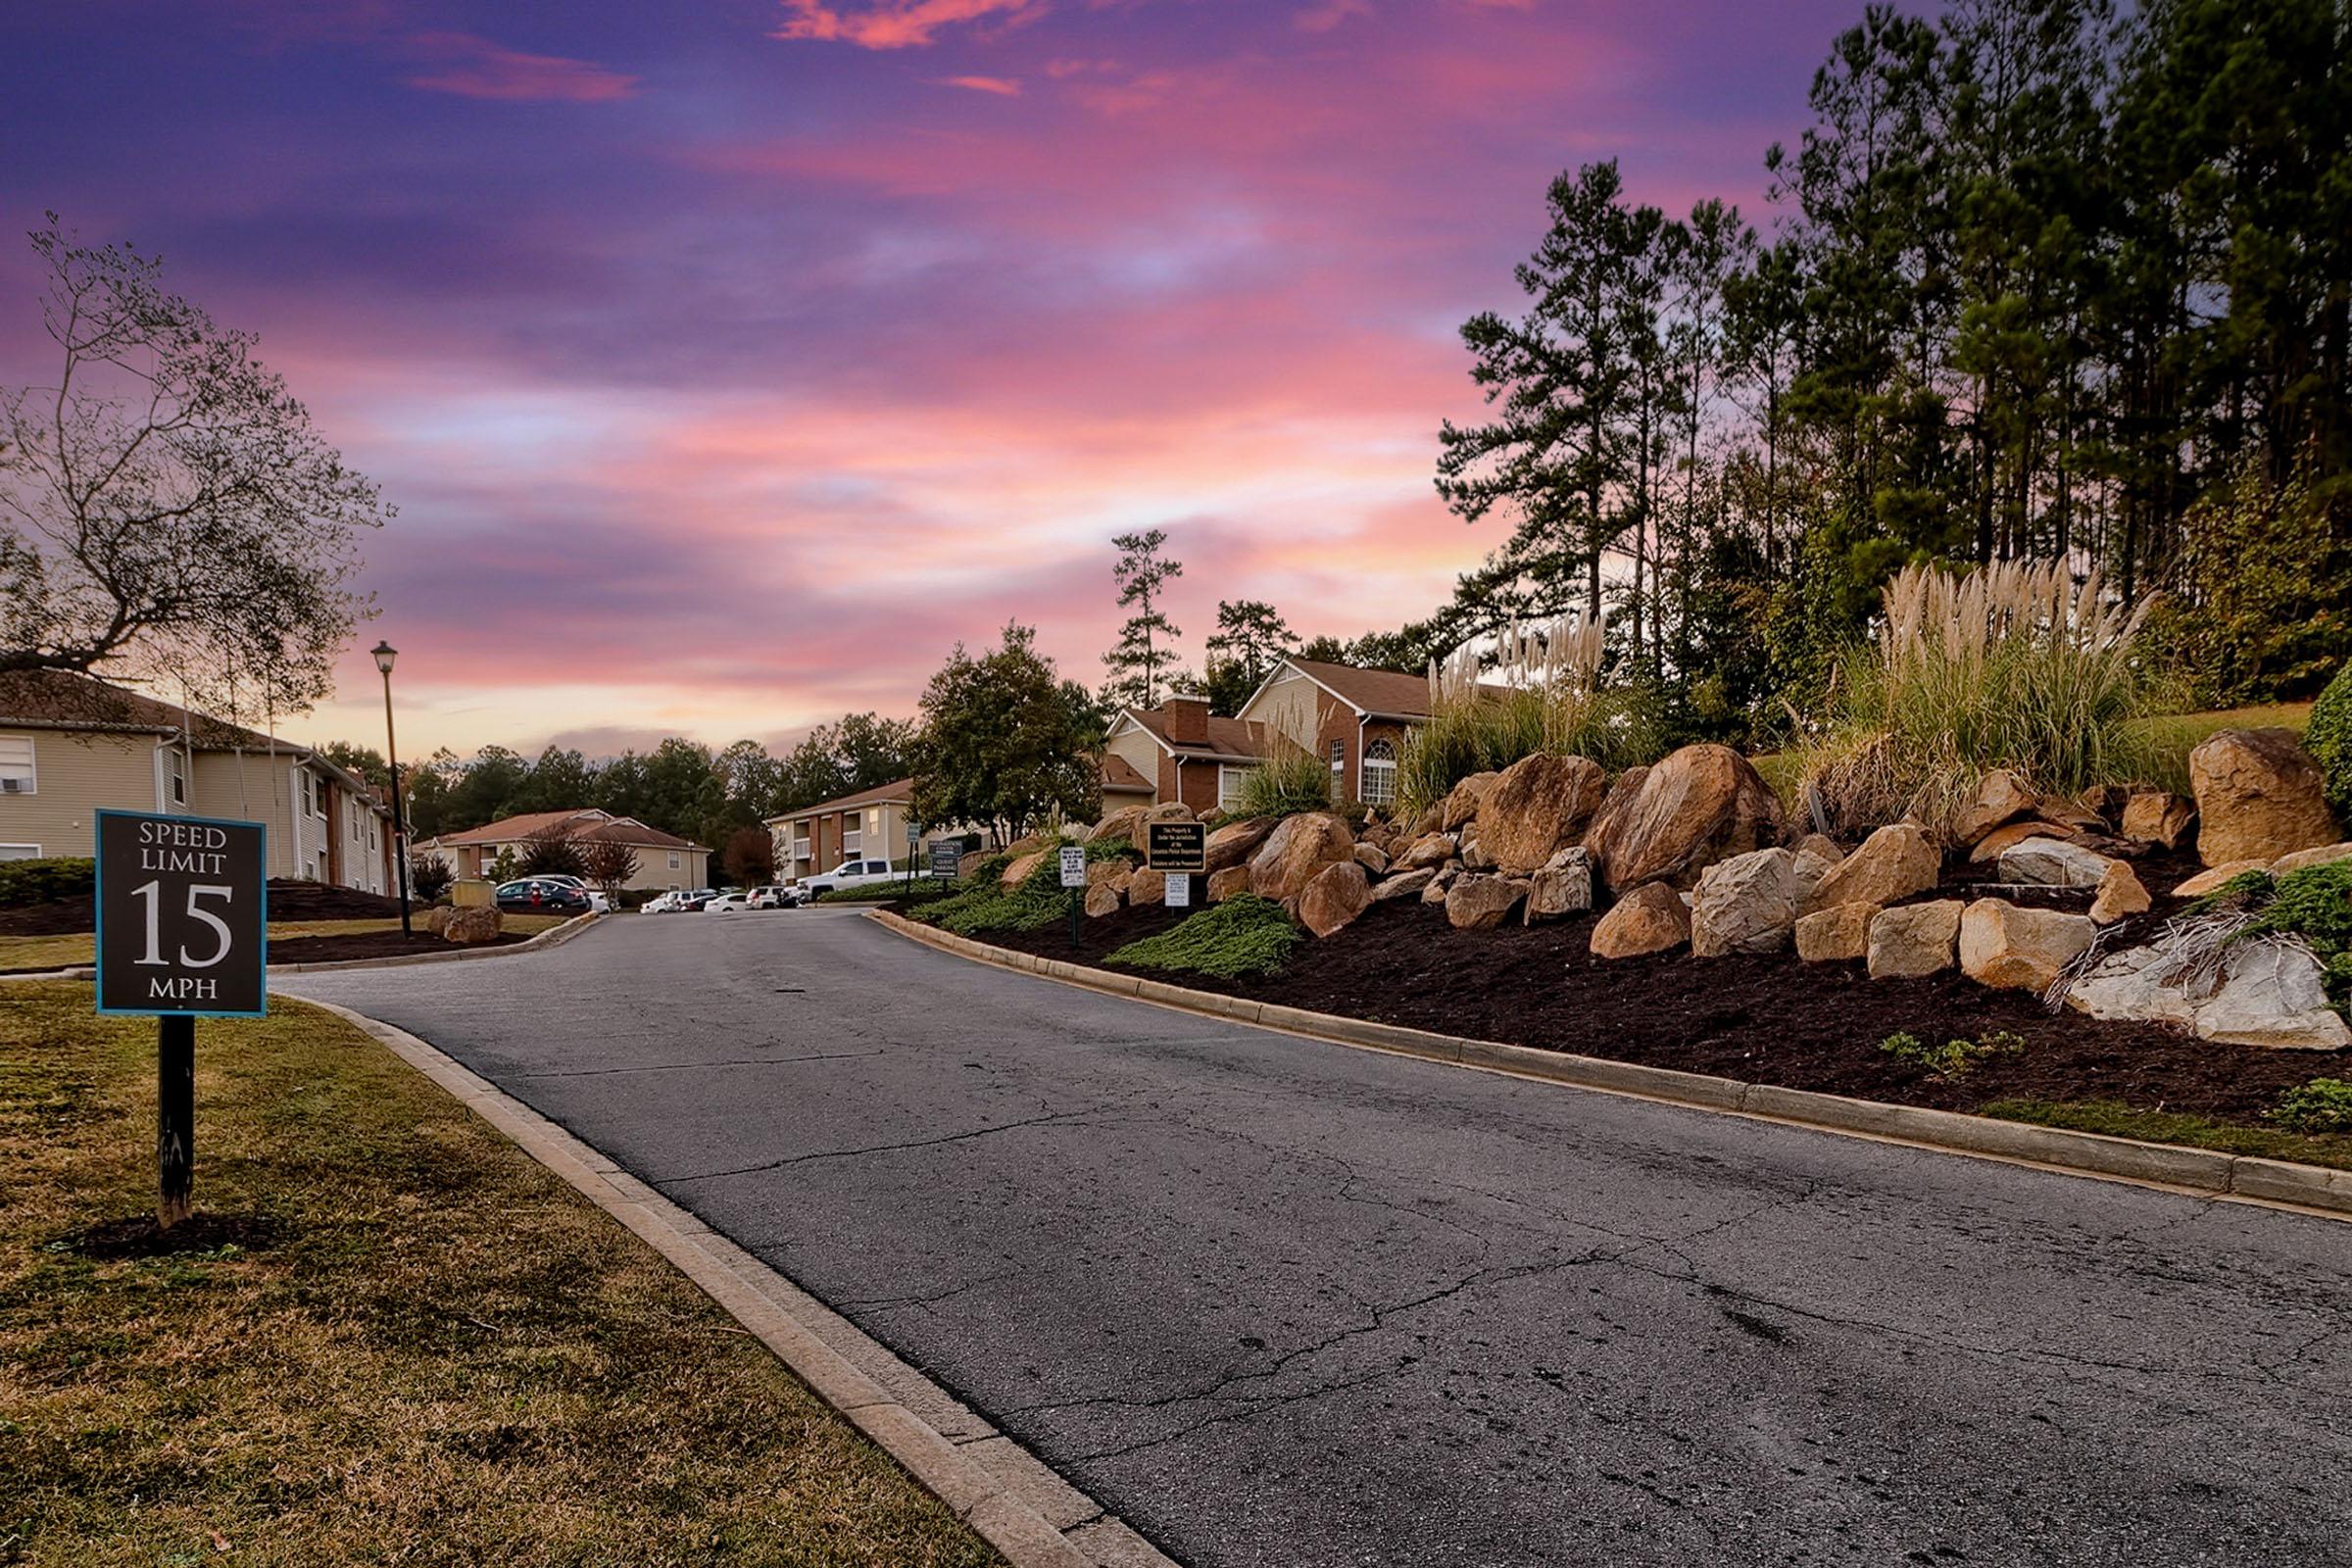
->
[1420,867,1457,905]
[1440,771,1500,832]
[1524,848,1593,923]
[1207,865,1251,903]
[1866,899,1962,979]
[1801,823,1938,914]
[1690,847,1799,957]
[422,906,455,937]
[1395,832,1455,871]
[957,849,994,880]
[2087,860,2151,925]
[1966,819,2069,863]
[443,905,502,945]
[1084,881,1123,918]
[2172,859,2268,897]
[1588,881,1690,958]
[1952,769,2037,846]
[1203,817,1276,873]
[2188,726,2341,866]
[1298,860,1374,938]
[1145,801,1197,824]
[1445,873,1526,930]
[1001,850,1047,889]
[1249,811,1358,902]
[1373,867,1436,903]
[1478,753,1610,874]
[2271,840,2352,876]
[2120,791,2196,849]
[2033,796,2110,835]
[1958,899,2098,992]
[1088,805,1150,846]
[2064,946,2202,1026]
[1086,859,1130,890]
[1795,902,1878,962]
[1127,867,1166,907]
[1458,830,1495,871]
[1353,842,1391,876]
[1997,837,2114,888]
[1581,743,1786,893]
[2191,943,2352,1050]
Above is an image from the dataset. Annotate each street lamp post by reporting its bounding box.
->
[372,641,413,938]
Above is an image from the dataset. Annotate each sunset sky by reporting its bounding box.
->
[0,0,1856,760]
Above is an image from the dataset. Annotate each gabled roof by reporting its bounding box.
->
[768,776,915,824]
[430,808,704,853]
[0,668,296,750]
[1102,754,1153,793]
[1256,658,1439,720]
[1116,707,1267,762]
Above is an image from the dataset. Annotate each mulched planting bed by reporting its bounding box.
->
[969,874,2344,1130]
[0,877,411,938]
[269,927,541,964]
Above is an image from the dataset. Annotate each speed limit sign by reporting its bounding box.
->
[96,809,269,1017]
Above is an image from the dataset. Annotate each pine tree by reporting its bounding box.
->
[1101,528,1185,710]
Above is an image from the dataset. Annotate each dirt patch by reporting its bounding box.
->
[71,1211,280,1259]
[978,872,2342,1128]
[270,927,537,964]
[0,878,414,937]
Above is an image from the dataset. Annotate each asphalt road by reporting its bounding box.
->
[280,908,2352,1568]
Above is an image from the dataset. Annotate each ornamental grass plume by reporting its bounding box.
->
[1799,560,2165,844]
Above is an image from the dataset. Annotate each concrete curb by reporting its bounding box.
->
[285,993,1176,1568]
[1,910,605,987]
[872,910,2352,1222]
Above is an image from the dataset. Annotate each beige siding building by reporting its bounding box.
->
[766,777,971,883]
[416,809,709,893]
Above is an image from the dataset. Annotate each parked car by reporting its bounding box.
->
[494,878,592,914]
[499,872,609,912]
[644,890,687,913]
[746,885,802,909]
[802,858,903,897]
[704,892,752,914]
[672,888,718,911]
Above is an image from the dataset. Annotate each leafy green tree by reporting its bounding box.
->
[519,825,586,879]
[915,623,1102,844]
[1200,599,1297,712]
[1102,528,1185,710]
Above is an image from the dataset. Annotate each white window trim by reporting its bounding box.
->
[1217,764,1251,811]
[0,735,35,795]
[1361,739,1397,807]
[667,851,681,869]
[0,843,42,859]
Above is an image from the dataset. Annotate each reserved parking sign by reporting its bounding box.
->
[95,809,269,1018]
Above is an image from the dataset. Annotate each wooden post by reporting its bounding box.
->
[158,1014,195,1228]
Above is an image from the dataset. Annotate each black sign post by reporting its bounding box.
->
[94,809,268,1228]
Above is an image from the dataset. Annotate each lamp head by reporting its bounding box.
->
[370,641,397,676]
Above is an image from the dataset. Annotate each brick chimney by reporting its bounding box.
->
[1161,696,1211,747]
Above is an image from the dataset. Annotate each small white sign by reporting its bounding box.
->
[1165,871,1191,907]
[1058,846,1088,888]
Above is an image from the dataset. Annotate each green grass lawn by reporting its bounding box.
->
[0,913,569,973]
[1984,1096,2352,1173]
[0,982,1002,1567]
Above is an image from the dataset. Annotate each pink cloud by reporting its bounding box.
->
[933,74,1024,95]
[403,32,640,102]
[1296,0,1374,33]
[773,0,1045,50]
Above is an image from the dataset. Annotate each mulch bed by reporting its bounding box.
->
[0,878,413,938]
[269,927,539,964]
[964,844,2341,1128]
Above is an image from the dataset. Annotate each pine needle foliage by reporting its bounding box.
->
[1106,895,1301,980]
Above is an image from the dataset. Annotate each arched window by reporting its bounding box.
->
[1361,738,1397,807]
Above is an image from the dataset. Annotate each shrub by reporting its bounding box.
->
[2270,1079,2352,1136]
[2308,659,2352,821]
[912,850,1075,937]
[0,856,94,907]
[1106,895,1300,980]
[519,826,587,878]
[1232,744,1334,820]
[1878,1028,2026,1080]
[1798,560,2165,843]
[408,852,455,903]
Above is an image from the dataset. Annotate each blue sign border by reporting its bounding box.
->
[93,807,271,1019]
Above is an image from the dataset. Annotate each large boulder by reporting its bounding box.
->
[2188,727,2341,866]
[2272,841,2352,876]
[1865,900,1963,979]
[1801,823,1939,914]
[1084,881,1123,918]
[1394,832,1456,872]
[1298,860,1375,939]
[2065,946,2203,1026]
[1207,865,1251,903]
[443,905,503,945]
[1374,867,1437,903]
[1353,842,1391,876]
[1588,882,1690,959]
[1795,902,1878,963]
[1420,866,1457,905]
[1582,744,1786,894]
[1952,769,2038,847]
[1958,899,2098,992]
[1145,801,1197,825]
[2120,792,2196,850]
[1440,771,1500,832]
[2173,859,2269,897]
[1477,754,1609,875]
[1966,819,2070,864]
[1203,816,1276,873]
[1445,873,1527,930]
[2087,861,2151,926]
[2190,943,2352,1050]
[1127,867,1167,907]
[1524,848,1594,923]
[1690,847,1800,957]
[1997,837,2115,889]
[1000,850,1047,889]
[1248,812,1358,902]
[1086,859,1130,891]
[1088,805,1150,847]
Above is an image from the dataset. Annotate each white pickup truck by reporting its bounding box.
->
[800,858,903,897]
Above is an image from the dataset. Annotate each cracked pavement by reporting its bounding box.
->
[279,907,2352,1567]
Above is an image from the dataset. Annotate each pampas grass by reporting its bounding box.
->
[1798,560,2166,843]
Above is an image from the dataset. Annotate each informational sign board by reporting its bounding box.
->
[95,809,268,1018]
[930,839,962,879]
[1166,871,1192,907]
[908,819,922,846]
[1058,845,1088,887]
[1147,820,1207,873]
